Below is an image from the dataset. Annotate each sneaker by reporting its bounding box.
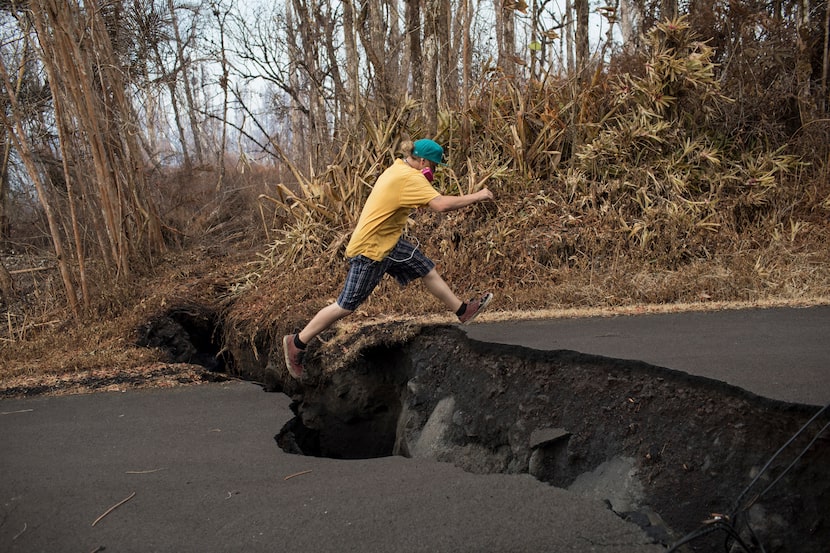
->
[282,334,305,378]
[458,292,494,324]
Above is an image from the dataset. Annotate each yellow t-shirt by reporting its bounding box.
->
[345,159,440,261]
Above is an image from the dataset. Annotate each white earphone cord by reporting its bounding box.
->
[387,236,421,263]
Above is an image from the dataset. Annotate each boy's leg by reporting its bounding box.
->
[298,302,352,344]
[421,268,463,312]
[300,253,387,344]
[284,301,352,378]
[421,267,493,324]
[284,255,377,377]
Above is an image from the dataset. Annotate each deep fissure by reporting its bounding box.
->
[137,311,829,551]
[270,326,829,552]
[137,304,232,372]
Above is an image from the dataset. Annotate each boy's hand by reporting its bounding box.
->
[478,188,494,201]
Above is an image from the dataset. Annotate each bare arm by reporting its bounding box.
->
[428,188,494,213]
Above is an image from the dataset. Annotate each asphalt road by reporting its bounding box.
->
[1,305,828,552]
[465,305,830,407]
[1,382,660,553]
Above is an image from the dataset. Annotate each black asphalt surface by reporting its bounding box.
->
[2,306,828,552]
[465,305,830,407]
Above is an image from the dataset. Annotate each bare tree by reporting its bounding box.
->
[619,0,644,50]
[406,0,423,101]
[574,0,589,76]
[795,0,813,121]
[0,53,80,317]
[356,0,406,116]
[436,0,455,108]
[136,0,195,169]
[287,0,333,171]
[456,0,473,107]
[423,0,440,132]
[0,95,10,244]
[318,3,348,131]
[565,0,575,72]
[213,2,230,192]
[0,6,28,247]
[28,0,164,281]
[343,0,362,119]
[496,0,517,73]
[823,0,830,110]
[169,0,205,166]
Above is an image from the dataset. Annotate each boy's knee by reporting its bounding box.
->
[334,302,357,316]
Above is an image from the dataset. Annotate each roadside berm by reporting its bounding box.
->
[136,305,828,552]
[255,323,828,553]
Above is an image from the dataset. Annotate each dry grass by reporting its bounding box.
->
[216,18,830,374]
[0,243,254,397]
[2,228,829,397]
[2,16,830,397]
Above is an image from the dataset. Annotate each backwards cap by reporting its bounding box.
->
[413,139,446,165]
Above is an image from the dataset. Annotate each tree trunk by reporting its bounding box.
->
[151,39,193,171]
[385,0,404,98]
[0,54,80,318]
[343,0,361,119]
[167,0,204,166]
[49,61,91,310]
[619,0,643,51]
[357,0,403,117]
[0,104,10,244]
[796,0,813,121]
[564,0,575,73]
[437,0,455,108]
[0,29,28,246]
[30,0,164,280]
[423,0,439,133]
[284,5,309,171]
[292,0,332,172]
[575,0,589,77]
[496,0,516,73]
[822,0,829,112]
[0,258,13,302]
[405,0,422,100]
[455,0,472,107]
[215,5,230,192]
[320,3,348,130]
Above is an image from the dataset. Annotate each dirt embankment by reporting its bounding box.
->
[19,302,823,552]
[260,324,828,553]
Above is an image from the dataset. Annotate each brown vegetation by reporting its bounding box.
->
[1,7,830,395]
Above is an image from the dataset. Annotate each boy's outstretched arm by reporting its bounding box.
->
[428,188,494,213]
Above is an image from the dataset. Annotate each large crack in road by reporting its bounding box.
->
[140,309,829,552]
[268,325,829,552]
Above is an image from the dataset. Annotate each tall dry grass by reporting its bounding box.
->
[3,17,829,386]
[226,17,829,352]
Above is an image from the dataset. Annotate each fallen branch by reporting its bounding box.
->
[91,491,136,527]
[12,522,27,540]
[9,266,55,275]
[3,315,61,341]
[1,409,34,415]
[284,469,312,481]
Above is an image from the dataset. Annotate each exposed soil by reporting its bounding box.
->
[0,362,226,398]
[259,324,829,553]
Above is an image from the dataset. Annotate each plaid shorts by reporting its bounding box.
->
[337,239,435,311]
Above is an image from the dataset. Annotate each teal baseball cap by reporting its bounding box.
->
[413,139,446,165]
